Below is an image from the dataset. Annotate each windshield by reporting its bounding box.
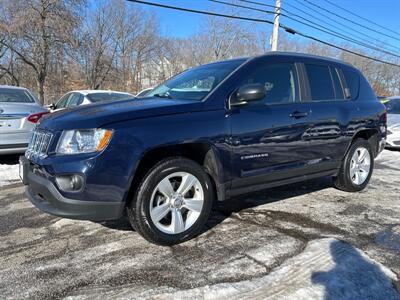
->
[146,59,246,101]
[87,93,133,103]
[0,88,34,103]
[384,99,400,114]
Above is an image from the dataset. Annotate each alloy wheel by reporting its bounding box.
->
[149,172,204,234]
[350,147,371,185]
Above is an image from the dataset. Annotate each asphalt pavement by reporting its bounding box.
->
[0,150,399,299]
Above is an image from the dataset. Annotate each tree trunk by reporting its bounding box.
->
[36,76,45,105]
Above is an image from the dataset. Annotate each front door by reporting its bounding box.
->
[228,59,314,193]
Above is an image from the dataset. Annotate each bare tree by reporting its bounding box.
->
[0,0,399,99]
[78,0,119,90]
[0,0,83,103]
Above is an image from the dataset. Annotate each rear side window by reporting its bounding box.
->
[305,64,335,101]
[342,68,360,99]
[0,89,34,103]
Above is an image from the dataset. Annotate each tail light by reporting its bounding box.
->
[27,111,50,124]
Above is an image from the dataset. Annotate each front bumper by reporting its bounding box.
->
[21,156,125,221]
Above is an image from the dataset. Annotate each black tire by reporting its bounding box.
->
[127,157,214,246]
[333,139,374,192]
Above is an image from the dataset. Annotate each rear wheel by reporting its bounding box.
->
[333,139,374,192]
[127,157,213,245]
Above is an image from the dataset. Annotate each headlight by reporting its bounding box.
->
[56,129,113,154]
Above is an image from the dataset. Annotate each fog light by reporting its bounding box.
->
[56,174,84,192]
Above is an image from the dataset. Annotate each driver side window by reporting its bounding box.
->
[240,63,299,105]
[56,93,72,109]
[66,93,82,108]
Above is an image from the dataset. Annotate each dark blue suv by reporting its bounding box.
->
[20,52,386,245]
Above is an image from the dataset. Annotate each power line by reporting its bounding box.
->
[286,1,400,53]
[126,0,400,67]
[322,0,400,36]
[301,0,400,42]
[210,0,400,59]
[289,0,400,53]
[241,0,400,53]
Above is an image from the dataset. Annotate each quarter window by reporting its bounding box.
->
[305,64,335,101]
[240,63,298,105]
[342,68,360,99]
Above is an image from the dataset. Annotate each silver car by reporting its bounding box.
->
[0,85,46,154]
[382,96,400,149]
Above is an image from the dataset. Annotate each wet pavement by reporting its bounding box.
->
[0,150,399,299]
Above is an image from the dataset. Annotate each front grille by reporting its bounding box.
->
[25,130,53,159]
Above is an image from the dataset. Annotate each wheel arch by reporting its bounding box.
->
[124,142,226,207]
[348,128,379,157]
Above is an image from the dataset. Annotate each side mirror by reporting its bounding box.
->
[46,103,55,110]
[230,83,267,106]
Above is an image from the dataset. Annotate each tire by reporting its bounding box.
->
[333,139,374,192]
[127,157,214,246]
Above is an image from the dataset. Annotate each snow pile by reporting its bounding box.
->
[0,164,20,187]
[144,238,398,300]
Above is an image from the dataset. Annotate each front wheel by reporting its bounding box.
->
[127,158,214,245]
[333,139,374,192]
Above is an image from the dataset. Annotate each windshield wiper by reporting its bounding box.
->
[153,92,172,99]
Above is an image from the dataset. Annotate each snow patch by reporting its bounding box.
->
[0,164,19,187]
[144,238,399,300]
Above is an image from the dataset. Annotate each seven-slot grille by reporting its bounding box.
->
[25,130,53,159]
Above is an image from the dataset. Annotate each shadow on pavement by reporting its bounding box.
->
[312,240,400,299]
[96,217,133,232]
[203,176,333,234]
[0,154,21,165]
[95,176,333,236]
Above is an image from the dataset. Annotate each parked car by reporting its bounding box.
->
[48,90,135,111]
[381,96,400,148]
[0,85,48,155]
[20,52,386,245]
[136,87,153,98]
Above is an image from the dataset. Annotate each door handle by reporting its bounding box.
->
[290,111,308,119]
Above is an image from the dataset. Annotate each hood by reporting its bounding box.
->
[38,98,204,131]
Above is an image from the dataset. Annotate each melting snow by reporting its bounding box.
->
[0,164,20,187]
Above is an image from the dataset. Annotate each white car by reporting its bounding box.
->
[0,85,48,154]
[382,96,400,149]
[136,87,153,98]
[49,90,135,112]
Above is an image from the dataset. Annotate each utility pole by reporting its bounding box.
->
[270,0,281,51]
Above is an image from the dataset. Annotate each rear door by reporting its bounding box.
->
[302,62,357,169]
[229,57,316,193]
